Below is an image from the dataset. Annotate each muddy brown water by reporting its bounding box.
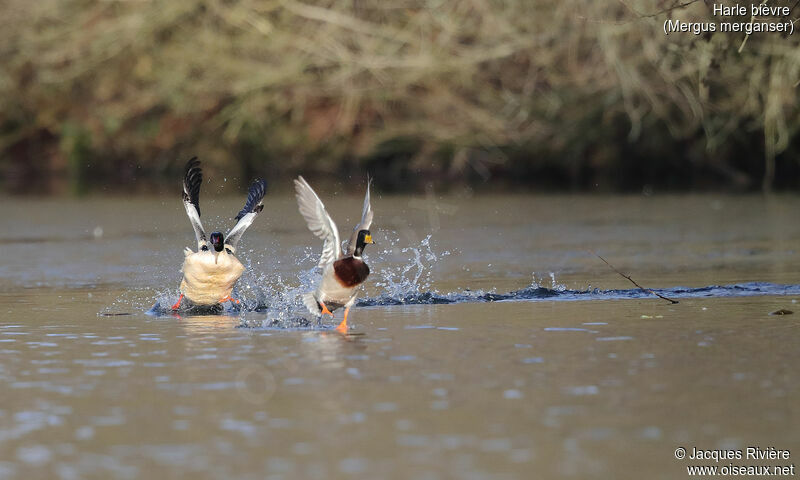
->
[0,194,798,479]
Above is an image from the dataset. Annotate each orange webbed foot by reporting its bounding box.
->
[319,301,334,317]
[219,296,240,305]
[171,294,184,311]
[335,306,351,334]
[335,318,348,334]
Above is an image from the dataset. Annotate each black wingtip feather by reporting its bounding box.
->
[235,178,267,221]
[183,157,203,217]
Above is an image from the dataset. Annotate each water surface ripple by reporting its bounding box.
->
[357,282,800,306]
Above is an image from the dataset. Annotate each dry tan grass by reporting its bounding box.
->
[1,0,798,191]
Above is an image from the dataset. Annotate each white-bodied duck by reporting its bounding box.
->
[172,157,267,310]
[294,176,374,333]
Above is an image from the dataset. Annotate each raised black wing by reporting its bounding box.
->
[225,178,267,252]
[182,157,207,250]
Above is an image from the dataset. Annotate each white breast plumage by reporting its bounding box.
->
[318,262,357,304]
[179,250,245,305]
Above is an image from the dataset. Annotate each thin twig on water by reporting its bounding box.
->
[592,252,679,304]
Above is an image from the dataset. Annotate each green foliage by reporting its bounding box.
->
[1,0,799,192]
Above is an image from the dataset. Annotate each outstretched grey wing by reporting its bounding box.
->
[182,157,207,250]
[344,177,373,256]
[294,176,340,268]
[225,178,267,253]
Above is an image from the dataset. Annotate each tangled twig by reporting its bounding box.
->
[593,252,679,304]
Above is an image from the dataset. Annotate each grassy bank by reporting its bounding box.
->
[1,0,799,193]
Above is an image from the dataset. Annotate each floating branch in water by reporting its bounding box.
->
[592,252,679,305]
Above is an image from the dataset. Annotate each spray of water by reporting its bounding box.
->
[371,235,449,301]
[111,231,800,323]
[136,234,453,326]
[240,234,452,328]
[528,272,568,293]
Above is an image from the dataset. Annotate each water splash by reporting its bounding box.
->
[145,246,325,325]
[123,234,799,324]
[99,287,154,317]
[140,235,452,326]
[241,235,451,328]
[369,235,451,305]
[529,272,568,293]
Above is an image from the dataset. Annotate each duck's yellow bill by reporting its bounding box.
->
[365,234,373,244]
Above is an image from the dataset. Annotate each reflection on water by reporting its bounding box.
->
[0,194,798,479]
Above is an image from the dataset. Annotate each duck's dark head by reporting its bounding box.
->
[354,229,374,257]
[209,232,225,252]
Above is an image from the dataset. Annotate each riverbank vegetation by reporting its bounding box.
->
[1,0,799,194]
